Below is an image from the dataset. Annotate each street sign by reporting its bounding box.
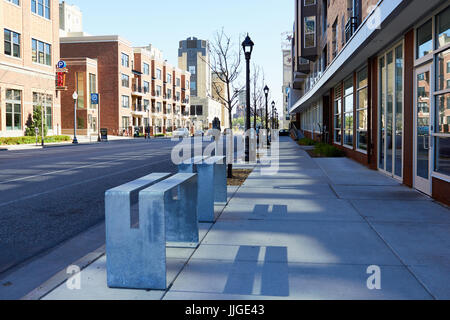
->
[91,93,99,105]
[57,60,67,69]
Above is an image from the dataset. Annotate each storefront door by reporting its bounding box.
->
[414,63,433,195]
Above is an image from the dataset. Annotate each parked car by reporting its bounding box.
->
[279,129,289,136]
[173,128,190,138]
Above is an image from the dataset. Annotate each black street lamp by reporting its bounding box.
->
[242,34,254,162]
[263,85,269,146]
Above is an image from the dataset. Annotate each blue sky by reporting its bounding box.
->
[69,0,293,114]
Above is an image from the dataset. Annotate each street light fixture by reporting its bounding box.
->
[72,91,78,144]
[271,101,275,130]
[242,34,254,162]
[263,85,269,146]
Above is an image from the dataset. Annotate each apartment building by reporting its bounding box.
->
[178,37,229,130]
[133,45,191,135]
[289,0,450,205]
[0,0,61,137]
[60,37,191,136]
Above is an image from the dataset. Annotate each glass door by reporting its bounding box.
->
[414,64,432,195]
[378,43,404,180]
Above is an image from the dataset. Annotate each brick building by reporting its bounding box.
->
[0,0,61,138]
[60,37,191,136]
[289,0,450,204]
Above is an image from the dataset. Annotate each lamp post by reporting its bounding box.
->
[263,85,269,146]
[72,91,78,144]
[271,101,275,130]
[242,34,254,162]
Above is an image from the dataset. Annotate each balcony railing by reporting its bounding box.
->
[133,103,143,112]
[133,85,142,93]
[345,17,358,43]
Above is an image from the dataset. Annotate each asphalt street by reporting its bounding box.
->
[0,138,219,276]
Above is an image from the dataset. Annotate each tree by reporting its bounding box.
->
[25,106,47,137]
[251,63,264,129]
[207,29,243,178]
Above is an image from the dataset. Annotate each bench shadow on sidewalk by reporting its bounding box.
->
[223,245,290,297]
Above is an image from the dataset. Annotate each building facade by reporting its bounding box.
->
[60,36,191,136]
[0,0,61,138]
[289,0,450,205]
[178,37,228,130]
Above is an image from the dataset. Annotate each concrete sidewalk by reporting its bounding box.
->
[28,137,450,300]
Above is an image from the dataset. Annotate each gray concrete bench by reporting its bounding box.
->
[105,173,198,290]
[178,156,227,222]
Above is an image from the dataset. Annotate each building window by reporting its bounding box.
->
[32,39,51,65]
[76,72,84,109]
[167,89,172,99]
[379,43,403,177]
[156,85,162,97]
[6,0,20,5]
[121,74,129,87]
[334,85,342,143]
[437,49,450,91]
[121,53,129,68]
[143,81,150,94]
[156,69,162,80]
[33,93,53,128]
[122,95,130,108]
[304,16,316,48]
[189,66,196,75]
[6,89,21,130]
[343,76,354,147]
[304,0,316,5]
[143,99,150,111]
[191,81,196,91]
[4,29,20,58]
[167,74,172,84]
[436,6,450,49]
[122,116,130,129]
[156,102,162,113]
[416,19,433,59]
[31,0,50,19]
[356,68,368,151]
[89,73,96,109]
[143,63,150,75]
[176,78,181,87]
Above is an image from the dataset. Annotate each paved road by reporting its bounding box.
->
[0,138,200,275]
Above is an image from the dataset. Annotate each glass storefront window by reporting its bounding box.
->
[436,6,450,48]
[437,49,450,92]
[435,137,450,176]
[436,92,450,134]
[356,68,368,151]
[417,19,433,59]
[343,77,354,147]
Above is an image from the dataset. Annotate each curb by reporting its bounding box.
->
[21,246,106,300]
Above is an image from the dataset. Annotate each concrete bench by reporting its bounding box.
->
[105,173,172,289]
[105,173,199,290]
[178,156,227,222]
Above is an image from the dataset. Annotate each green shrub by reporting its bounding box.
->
[298,138,317,146]
[0,135,71,145]
[313,143,345,157]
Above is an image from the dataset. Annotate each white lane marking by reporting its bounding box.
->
[0,158,172,208]
[0,147,174,185]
